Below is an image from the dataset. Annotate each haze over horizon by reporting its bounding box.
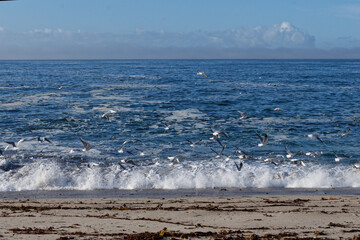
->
[1,0,360,59]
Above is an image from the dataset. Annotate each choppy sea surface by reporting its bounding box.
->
[0,59,360,192]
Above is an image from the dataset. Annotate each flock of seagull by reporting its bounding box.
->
[0,70,358,174]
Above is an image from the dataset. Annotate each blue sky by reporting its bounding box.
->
[1,0,360,59]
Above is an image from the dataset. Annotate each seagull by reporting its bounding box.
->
[341,128,351,137]
[307,134,325,144]
[4,139,25,150]
[210,127,229,138]
[256,132,268,147]
[332,151,352,162]
[234,161,243,171]
[134,147,145,156]
[120,159,138,167]
[168,156,180,163]
[196,70,208,78]
[354,163,360,169]
[102,110,116,122]
[209,135,223,147]
[160,120,176,131]
[285,146,301,159]
[186,138,202,148]
[305,151,323,158]
[333,151,343,162]
[118,140,139,154]
[37,137,52,144]
[264,158,279,166]
[299,161,306,167]
[235,148,256,160]
[80,137,90,152]
[274,108,282,111]
[237,111,248,120]
[211,145,226,158]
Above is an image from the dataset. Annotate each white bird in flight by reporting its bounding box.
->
[4,138,25,150]
[256,132,268,147]
[196,70,208,79]
[237,111,248,120]
[102,110,116,122]
[307,134,325,145]
[80,137,90,152]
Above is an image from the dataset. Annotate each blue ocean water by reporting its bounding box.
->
[0,59,359,191]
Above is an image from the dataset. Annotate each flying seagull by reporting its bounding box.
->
[80,137,90,152]
[186,138,202,148]
[211,127,229,138]
[235,147,256,160]
[256,132,268,147]
[196,70,208,78]
[285,146,301,159]
[118,140,139,154]
[307,134,325,144]
[160,120,176,131]
[4,139,25,150]
[211,145,226,158]
[102,110,116,122]
[305,151,323,158]
[168,156,180,163]
[237,111,248,120]
[341,128,351,137]
[37,137,52,144]
[120,159,138,167]
[234,161,243,171]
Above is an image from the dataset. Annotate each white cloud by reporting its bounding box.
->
[1,22,359,59]
[129,22,315,49]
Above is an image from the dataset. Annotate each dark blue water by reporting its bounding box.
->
[0,60,360,191]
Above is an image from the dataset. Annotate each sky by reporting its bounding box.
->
[1,0,360,59]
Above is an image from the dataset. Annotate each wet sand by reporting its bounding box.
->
[0,190,360,239]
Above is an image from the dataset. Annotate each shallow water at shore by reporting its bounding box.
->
[1,187,360,199]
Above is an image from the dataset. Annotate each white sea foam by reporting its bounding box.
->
[1,158,360,191]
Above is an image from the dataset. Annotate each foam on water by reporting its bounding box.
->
[1,156,360,191]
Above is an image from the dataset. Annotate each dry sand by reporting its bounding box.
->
[0,195,359,239]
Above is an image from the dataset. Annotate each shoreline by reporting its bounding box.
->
[0,187,360,199]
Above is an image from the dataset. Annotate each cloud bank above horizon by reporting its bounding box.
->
[0,22,359,59]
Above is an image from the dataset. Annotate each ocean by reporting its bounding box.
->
[0,59,360,192]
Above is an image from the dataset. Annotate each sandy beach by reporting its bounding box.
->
[0,191,359,239]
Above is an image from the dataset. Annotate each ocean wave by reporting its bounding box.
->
[1,157,360,191]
